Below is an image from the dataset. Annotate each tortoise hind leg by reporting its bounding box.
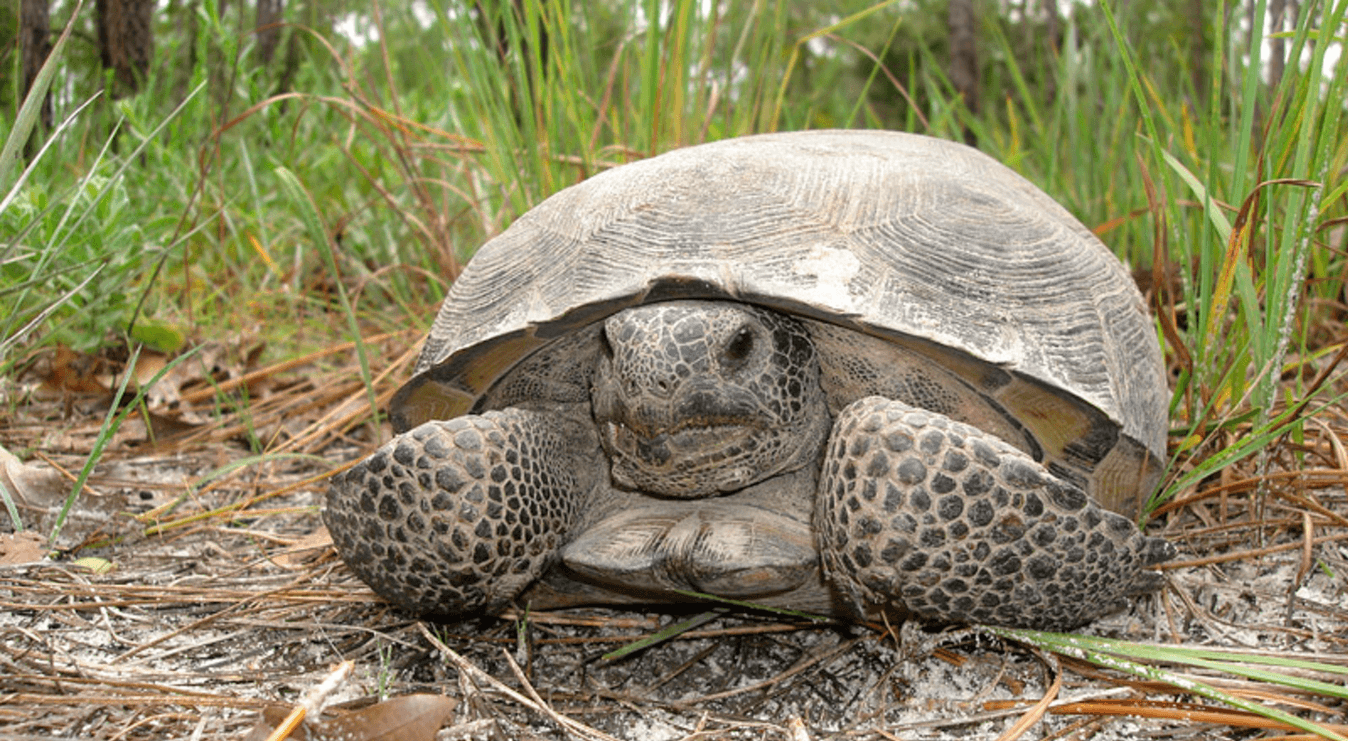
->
[817,396,1173,630]
[324,409,599,618]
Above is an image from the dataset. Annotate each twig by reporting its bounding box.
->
[416,622,620,741]
[262,660,353,741]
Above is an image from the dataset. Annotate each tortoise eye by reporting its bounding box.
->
[722,326,755,366]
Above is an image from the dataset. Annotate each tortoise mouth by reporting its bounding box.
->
[602,420,765,497]
[605,419,759,453]
[603,420,760,462]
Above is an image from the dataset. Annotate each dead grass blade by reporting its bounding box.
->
[987,628,1348,741]
[995,649,1062,741]
[416,622,620,741]
[1049,698,1348,737]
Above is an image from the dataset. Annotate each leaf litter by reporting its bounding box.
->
[0,334,1345,741]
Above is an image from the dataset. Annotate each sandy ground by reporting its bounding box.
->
[1,372,1345,740]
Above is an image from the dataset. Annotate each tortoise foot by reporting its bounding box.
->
[324,409,594,617]
[818,396,1173,630]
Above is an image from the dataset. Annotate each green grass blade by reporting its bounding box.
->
[275,166,380,428]
[0,95,101,217]
[670,589,830,622]
[989,627,1348,741]
[601,608,727,662]
[0,1,81,194]
[49,344,202,543]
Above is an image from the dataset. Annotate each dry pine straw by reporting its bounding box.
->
[0,340,1345,740]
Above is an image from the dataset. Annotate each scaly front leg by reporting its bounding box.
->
[817,396,1172,629]
[325,409,600,617]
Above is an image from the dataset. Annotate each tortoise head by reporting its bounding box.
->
[592,300,830,498]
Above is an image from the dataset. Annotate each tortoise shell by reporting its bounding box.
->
[392,130,1166,519]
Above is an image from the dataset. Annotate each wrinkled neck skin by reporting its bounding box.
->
[591,300,832,499]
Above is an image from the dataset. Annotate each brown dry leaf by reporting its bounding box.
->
[139,409,204,442]
[0,531,48,565]
[0,443,68,508]
[41,345,111,396]
[124,351,169,390]
[126,342,224,408]
[271,526,335,569]
[244,694,458,741]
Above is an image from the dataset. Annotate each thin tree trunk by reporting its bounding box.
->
[1041,0,1062,52]
[1039,0,1062,103]
[474,0,550,126]
[1268,0,1287,93]
[168,0,195,101]
[20,0,53,130]
[273,9,303,99]
[96,0,155,97]
[1189,0,1207,102]
[948,0,979,145]
[255,0,283,66]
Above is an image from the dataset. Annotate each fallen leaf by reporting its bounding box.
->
[271,526,334,569]
[42,345,110,396]
[70,556,114,574]
[0,531,48,566]
[243,694,458,741]
[0,443,69,509]
[141,410,204,442]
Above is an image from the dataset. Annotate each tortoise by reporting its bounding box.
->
[324,130,1174,630]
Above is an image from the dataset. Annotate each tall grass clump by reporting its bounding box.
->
[6,0,1346,511]
[924,0,1348,507]
[1,13,100,363]
[1108,0,1348,504]
[420,0,901,264]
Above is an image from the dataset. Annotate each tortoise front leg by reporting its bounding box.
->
[817,396,1173,630]
[325,409,599,618]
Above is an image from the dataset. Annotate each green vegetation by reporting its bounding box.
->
[990,627,1348,741]
[3,0,1347,505]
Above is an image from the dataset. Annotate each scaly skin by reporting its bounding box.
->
[325,301,1172,627]
[591,302,828,498]
[817,396,1174,629]
[324,410,598,616]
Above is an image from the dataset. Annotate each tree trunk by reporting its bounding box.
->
[1268,0,1287,93]
[272,8,303,99]
[20,0,53,130]
[948,0,979,145]
[96,0,155,97]
[255,0,283,66]
[1041,0,1062,52]
[1189,0,1207,102]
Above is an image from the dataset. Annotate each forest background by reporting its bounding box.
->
[3,0,1346,485]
